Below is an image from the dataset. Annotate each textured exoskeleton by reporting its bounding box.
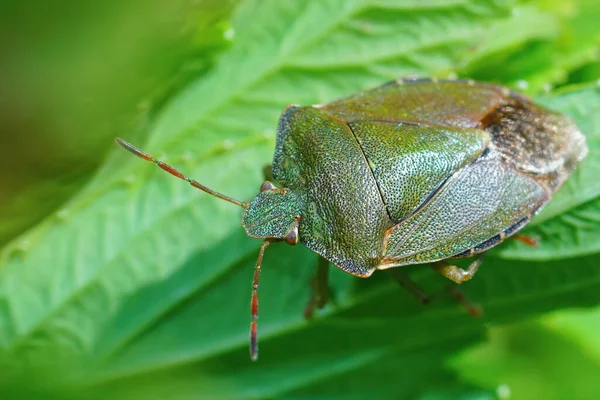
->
[256,78,587,277]
[116,78,588,361]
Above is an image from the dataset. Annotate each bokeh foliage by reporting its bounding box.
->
[0,0,599,399]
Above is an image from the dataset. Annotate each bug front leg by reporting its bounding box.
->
[250,240,272,361]
[304,256,330,318]
[431,256,484,284]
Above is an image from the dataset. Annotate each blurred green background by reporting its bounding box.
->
[0,0,599,399]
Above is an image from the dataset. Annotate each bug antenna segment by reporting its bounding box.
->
[250,240,271,361]
[114,138,248,208]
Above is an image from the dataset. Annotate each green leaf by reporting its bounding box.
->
[463,0,600,91]
[0,0,236,245]
[450,314,600,400]
[542,307,600,365]
[1,0,599,399]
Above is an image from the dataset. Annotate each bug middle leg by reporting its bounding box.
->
[304,255,330,318]
[446,285,483,317]
[431,256,484,284]
[386,268,430,304]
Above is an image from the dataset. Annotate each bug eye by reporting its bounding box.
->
[284,222,299,245]
[260,181,277,192]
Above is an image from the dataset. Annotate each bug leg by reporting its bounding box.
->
[304,256,330,319]
[514,233,539,247]
[250,240,272,361]
[431,256,484,284]
[447,285,483,317]
[386,268,430,304]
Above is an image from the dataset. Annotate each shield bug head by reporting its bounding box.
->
[242,186,301,245]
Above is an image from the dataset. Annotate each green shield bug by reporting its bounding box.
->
[115,77,588,361]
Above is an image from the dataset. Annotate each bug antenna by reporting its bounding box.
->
[250,240,271,361]
[115,138,248,208]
